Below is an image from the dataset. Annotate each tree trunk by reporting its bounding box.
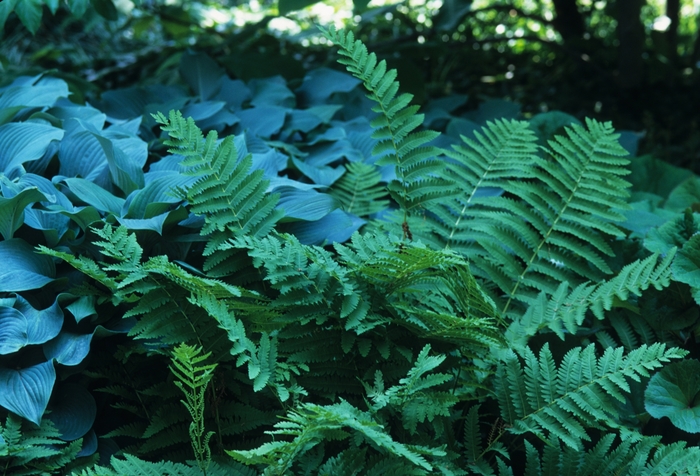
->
[551,0,585,43]
[616,0,644,89]
[666,0,679,61]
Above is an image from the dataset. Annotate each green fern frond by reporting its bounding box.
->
[153,110,283,276]
[71,453,246,476]
[428,118,539,251]
[495,343,687,450]
[429,118,632,315]
[506,249,676,348]
[227,400,441,473]
[0,413,81,475]
[330,161,390,217]
[170,344,217,475]
[320,26,456,236]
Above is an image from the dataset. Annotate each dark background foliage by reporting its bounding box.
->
[2,0,699,169]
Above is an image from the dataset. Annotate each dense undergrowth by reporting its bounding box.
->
[1,21,700,475]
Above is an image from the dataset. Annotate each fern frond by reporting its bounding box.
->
[170,344,217,474]
[320,26,456,236]
[426,118,632,315]
[227,400,442,473]
[153,110,283,276]
[330,161,390,217]
[506,249,676,348]
[428,118,539,251]
[495,343,687,450]
[0,413,81,475]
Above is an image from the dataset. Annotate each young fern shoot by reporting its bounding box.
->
[170,344,218,476]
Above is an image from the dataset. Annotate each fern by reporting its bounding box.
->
[170,344,218,475]
[428,118,539,251]
[414,118,632,315]
[330,161,390,217]
[227,400,444,473]
[506,248,676,348]
[70,454,254,476]
[0,413,82,476]
[366,345,458,436]
[153,110,283,276]
[320,26,457,238]
[495,342,687,450]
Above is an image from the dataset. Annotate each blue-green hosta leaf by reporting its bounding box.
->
[67,0,90,16]
[116,208,187,234]
[251,150,288,178]
[0,76,70,124]
[296,67,361,106]
[0,360,55,425]
[0,186,49,240]
[237,106,286,138]
[282,209,365,245]
[666,177,700,213]
[292,157,345,186]
[0,295,63,353]
[645,212,700,254]
[23,208,73,247]
[179,50,225,101]
[214,77,251,110]
[77,430,98,457]
[277,188,338,221]
[249,76,295,108]
[43,325,130,366]
[65,296,97,324]
[94,133,145,195]
[125,173,195,219]
[13,0,42,34]
[0,239,55,291]
[47,383,96,441]
[645,359,700,433]
[0,122,64,175]
[64,178,125,215]
[181,101,225,122]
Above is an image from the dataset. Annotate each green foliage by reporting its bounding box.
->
[495,343,687,450]
[0,413,83,475]
[5,20,700,476]
[170,344,218,474]
[320,25,457,236]
[153,110,283,276]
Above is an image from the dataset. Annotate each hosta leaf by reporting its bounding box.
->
[0,239,55,291]
[46,383,96,441]
[297,67,361,106]
[0,360,55,425]
[277,188,338,221]
[0,75,70,124]
[645,359,700,433]
[0,186,49,240]
[43,325,131,366]
[0,122,64,175]
[237,106,286,138]
[14,0,42,34]
[179,50,225,101]
[64,177,124,215]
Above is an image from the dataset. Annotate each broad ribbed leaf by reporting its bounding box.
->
[277,188,338,221]
[64,178,125,215]
[0,360,55,425]
[0,239,55,291]
[0,186,49,240]
[46,383,96,441]
[179,50,224,101]
[0,122,64,174]
[645,359,700,433]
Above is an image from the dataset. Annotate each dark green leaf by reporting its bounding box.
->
[90,0,118,20]
[645,359,700,433]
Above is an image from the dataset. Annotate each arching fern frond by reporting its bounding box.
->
[428,118,539,252]
[505,248,676,348]
[459,119,633,315]
[495,343,687,450]
[320,26,457,237]
[330,161,390,217]
[153,110,283,276]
